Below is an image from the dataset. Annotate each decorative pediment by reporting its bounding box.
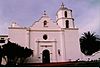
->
[30,14,61,30]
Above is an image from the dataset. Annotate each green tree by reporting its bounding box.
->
[80,31,100,56]
[0,46,3,65]
[2,41,33,66]
[17,47,33,65]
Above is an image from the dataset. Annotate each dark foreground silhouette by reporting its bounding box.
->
[0,61,100,67]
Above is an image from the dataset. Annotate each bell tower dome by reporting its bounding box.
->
[56,3,75,28]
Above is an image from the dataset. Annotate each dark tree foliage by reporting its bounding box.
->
[0,46,3,65]
[2,41,33,66]
[80,31,100,56]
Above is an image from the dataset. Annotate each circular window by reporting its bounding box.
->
[43,34,48,40]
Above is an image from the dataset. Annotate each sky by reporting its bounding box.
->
[0,0,100,36]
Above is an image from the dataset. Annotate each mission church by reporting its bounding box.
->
[7,3,82,63]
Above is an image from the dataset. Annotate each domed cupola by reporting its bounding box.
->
[56,3,75,28]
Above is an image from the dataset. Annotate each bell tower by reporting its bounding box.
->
[56,3,75,28]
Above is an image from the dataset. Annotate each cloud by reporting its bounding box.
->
[77,4,100,35]
[0,0,100,35]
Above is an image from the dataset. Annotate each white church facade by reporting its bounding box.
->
[8,3,81,63]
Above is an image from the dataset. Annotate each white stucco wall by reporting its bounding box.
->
[7,4,83,63]
[8,27,28,47]
[64,29,82,61]
[29,30,62,63]
[28,15,66,62]
[8,15,82,63]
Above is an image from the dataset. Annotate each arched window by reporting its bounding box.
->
[66,20,69,28]
[43,20,47,27]
[65,11,67,17]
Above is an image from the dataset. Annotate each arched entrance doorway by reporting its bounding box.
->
[42,49,50,63]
